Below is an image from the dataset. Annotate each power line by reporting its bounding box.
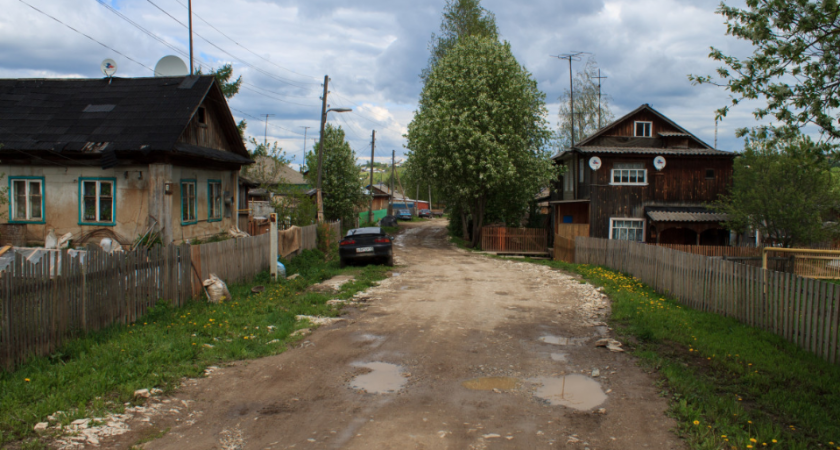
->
[146,0,316,90]
[171,0,320,83]
[18,0,155,73]
[239,83,320,107]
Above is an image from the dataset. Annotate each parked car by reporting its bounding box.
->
[395,209,413,220]
[339,227,394,268]
[418,209,432,218]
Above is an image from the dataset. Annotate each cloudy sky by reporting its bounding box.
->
[1,0,764,167]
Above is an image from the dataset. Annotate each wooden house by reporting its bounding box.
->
[0,75,253,247]
[551,104,734,245]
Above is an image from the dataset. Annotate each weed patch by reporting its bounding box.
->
[516,257,840,450]
[0,250,390,446]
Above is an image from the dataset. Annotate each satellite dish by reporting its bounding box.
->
[653,155,667,171]
[154,55,188,77]
[101,58,117,77]
[588,156,602,171]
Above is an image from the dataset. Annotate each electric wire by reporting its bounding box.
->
[18,0,155,73]
[170,0,320,83]
[146,0,316,90]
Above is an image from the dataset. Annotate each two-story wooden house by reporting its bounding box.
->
[552,104,735,245]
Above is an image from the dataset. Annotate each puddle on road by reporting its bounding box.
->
[550,352,568,362]
[392,272,401,277]
[356,334,385,348]
[533,375,607,411]
[594,326,609,336]
[462,377,519,391]
[350,362,406,394]
[539,335,586,346]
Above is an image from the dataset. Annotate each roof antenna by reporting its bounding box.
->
[714,116,719,149]
[101,58,117,85]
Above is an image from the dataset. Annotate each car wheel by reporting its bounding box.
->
[339,259,347,268]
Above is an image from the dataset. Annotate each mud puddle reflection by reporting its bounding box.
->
[550,352,568,362]
[532,375,606,410]
[350,362,406,394]
[539,335,587,346]
[462,377,519,391]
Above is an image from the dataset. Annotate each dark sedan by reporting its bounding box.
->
[338,227,394,268]
[418,209,432,218]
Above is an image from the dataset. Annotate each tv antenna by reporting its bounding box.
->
[261,114,276,145]
[154,55,188,77]
[593,69,608,129]
[101,58,117,84]
[552,51,590,148]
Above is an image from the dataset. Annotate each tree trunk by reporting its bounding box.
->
[469,195,486,248]
[461,209,470,242]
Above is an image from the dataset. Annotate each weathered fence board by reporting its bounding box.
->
[575,237,840,365]
[481,227,548,255]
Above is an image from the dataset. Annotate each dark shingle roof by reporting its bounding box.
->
[576,146,733,156]
[0,76,246,159]
[646,207,728,223]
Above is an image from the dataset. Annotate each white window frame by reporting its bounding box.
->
[10,178,44,222]
[181,180,197,224]
[634,121,652,137]
[208,180,222,221]
[609,218,646,242]
[610,163,648,186]
[79,179,116,225]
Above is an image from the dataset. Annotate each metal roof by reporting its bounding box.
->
[646,210,729,222]
[658,131,691,137]
[576,146,733,156]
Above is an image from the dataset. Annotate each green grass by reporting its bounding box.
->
[0,249,391,446]
[514,257,840,450]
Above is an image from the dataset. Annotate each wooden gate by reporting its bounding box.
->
[480,227,548,255]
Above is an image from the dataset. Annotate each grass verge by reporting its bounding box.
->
[0,249,391,447]
[515,257,840,450]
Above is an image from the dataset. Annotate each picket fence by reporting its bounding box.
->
[0,221,342,370]
[576,237,840,364]
[480,227,548,254]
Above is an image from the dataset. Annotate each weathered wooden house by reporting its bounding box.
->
[0,75,253,246]
[552,104,735,245]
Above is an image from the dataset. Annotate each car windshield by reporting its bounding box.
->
[346,227,382,237]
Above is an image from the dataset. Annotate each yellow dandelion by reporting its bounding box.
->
[693,420,699,425]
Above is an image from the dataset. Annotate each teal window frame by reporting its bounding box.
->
[78,177,117,226]
[207,179,222,222]
[8,176,46,224]
[180,179,198,225]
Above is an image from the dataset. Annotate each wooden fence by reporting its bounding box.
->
[576,237,840,364]
[554,224,590,263]
[190,233,271,294]
[480,227,548,255]
[301,224,317,251]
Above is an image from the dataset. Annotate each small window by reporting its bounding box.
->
[611,163,647,185]
[706,169,715,180]
[634,121,652,137]
[79,178,115,225]
[208,180,222,221]
[197,107,207,124]
[181,180,197,224]
[610,218,645,242]
[10,177,44,222]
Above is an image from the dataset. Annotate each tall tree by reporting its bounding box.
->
[714,127,840,247]
[304,124,365,225]
[556,58,615,150]
[198,63,247,138]
[689,0,840,140]
[406,36,554,247]
[422,0,499,81]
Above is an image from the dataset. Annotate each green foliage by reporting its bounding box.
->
[713,127,840,247]
[272,189,317,227]
[689,0,840,140]
[520,258,840,450]
[0,171,8,221]
[247,137,287,160]
[422,0,499,81]
[555,57,615,150]
[407,36,555,245]
[304,124,365,225]
[0,256,389,445]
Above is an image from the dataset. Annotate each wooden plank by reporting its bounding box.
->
[822,282,833,360]
[830,282,840,364]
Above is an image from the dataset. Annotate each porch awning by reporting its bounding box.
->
[646,210,728,223]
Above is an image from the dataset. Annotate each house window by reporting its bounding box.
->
[181,180,197,224]
[611,162,647,185]
[10,177,44,222]
[564,164,573,192]
[610,218,645,242]
[208,180,222,221]
[634,121,652,137]
[197,107,207,124]
[79,178,115,225]
[706,169,715,180]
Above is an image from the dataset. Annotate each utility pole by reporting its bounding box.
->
[428,185,432,211]
[262,114,276,145]
[188,0,194,75]
[552,52,587,147]
[368,130,375,224]
[300,126,311,161]
[316,75,329,223]
[714,117,719,149]
[593,69,608,129]
[388,150,395,216]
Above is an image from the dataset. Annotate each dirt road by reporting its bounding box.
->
[122,220,683,449]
